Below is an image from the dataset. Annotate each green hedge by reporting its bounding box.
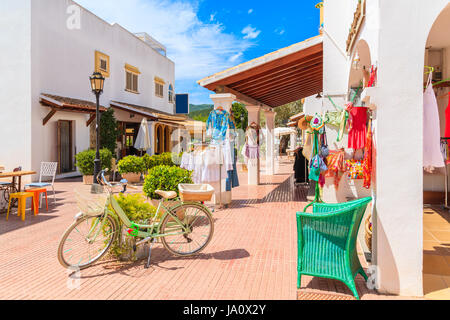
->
[142,152,181,171]
[118,156,146,174]
[75,149,113,176]
[143,165,193,199]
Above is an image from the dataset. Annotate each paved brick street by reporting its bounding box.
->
[0,159,409,300]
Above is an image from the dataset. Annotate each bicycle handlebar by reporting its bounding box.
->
[98,170,129,193]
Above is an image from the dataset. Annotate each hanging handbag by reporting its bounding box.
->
[320,129,330,158]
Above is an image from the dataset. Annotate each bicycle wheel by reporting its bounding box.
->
[57,215,117,270]
[160,204,214,257]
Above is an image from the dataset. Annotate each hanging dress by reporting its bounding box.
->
[423,73,445,173]
[444,93,450,138]
[347,105,367,150]
[362,119,373,189]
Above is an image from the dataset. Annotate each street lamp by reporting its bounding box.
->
[89,72,105,188]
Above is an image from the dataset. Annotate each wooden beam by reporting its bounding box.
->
[230,53,323,90]
[255,82,322,100]
[258,86,322,105]
[86,114,96,127]
[43,108,57,126]
[239,72,323,97]
[247,77,322,100]
[206,44,323,90]
[263,88,322,106]
[231,63,323,93]
[217,86,273,110]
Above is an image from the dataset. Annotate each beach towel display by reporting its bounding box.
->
[325,149,346,189]
[423,72,445,173]
[346,160,364,180]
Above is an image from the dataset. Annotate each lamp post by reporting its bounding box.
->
[89,72,105,187]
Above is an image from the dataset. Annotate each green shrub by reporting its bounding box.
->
[75,149,113,176]
[118,156,145,174]
[114,193,161,223]
[108,193,161,259]
[142,152,182,171]
[143,165,193,199]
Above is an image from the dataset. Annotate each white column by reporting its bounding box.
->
[246,105,261,185]
[264,110,276,176]
[209,94,236,206]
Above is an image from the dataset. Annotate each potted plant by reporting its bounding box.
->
[143,165,193,219]
[75,149,113,185]
[118,156,145,183]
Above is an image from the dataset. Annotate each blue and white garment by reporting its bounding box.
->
[206,109,236,142]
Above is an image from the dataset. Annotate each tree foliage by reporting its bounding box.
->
[274,100,304,127]
[231,102,248,131]
[100,108,120,155]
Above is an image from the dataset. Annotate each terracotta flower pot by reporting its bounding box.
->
[122,173,141,184]
[83,175,94,185]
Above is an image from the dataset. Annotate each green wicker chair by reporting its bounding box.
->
[297,197,372,300]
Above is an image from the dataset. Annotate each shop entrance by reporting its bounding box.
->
[422,3,450,299]
[57,120,74,173]
[118,122,140,158]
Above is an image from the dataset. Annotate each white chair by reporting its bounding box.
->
[25,162,58,205]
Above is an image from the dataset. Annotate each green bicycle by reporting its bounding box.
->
[57,170,214,270]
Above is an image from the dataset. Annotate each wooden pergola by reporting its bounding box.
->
[198,35,323,108]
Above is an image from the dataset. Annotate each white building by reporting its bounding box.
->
[199,0,450,297]
[0,0,186,179]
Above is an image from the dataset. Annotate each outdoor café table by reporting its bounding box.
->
[0,171,37,192]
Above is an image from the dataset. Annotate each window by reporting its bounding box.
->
[125,64,140,93]
[155,77,165,98]
[95,51,110,77]
[168,84,174,103]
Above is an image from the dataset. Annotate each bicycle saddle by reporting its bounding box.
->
[155,190,177,200]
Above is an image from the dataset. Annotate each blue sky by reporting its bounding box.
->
[76,0,320,104]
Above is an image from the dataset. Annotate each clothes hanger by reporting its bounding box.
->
[424,66,434,75]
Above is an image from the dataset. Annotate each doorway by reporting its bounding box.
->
[57,120,74,173]
[422,3,450,299]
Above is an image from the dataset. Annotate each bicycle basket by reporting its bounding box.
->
[74,185,109,216]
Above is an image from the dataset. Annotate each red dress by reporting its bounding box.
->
[445,94,450,138]
[348,106,367,150]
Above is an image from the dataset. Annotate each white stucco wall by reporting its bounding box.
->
[316,0,450,296]
[0,0,33,174]
[23,0,176,179]
[372,0,449,297]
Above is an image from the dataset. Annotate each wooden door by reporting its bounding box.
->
[57,120,74,173]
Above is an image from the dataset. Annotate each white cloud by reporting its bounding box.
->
[248,9,253,14]
[275,28,285,35]
[242,25,261,40]
[210,13,216,22]
[229,52,243,63]
[74,0,253,84]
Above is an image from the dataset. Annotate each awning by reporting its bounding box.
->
[110,101,204,132]
[198,35,323,108]
[110,101,158,120]
[40,93,107,126]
